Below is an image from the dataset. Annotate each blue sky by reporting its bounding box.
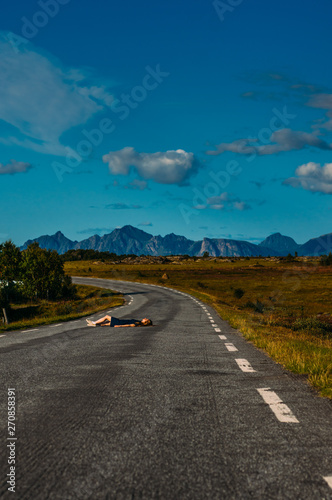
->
[1,0,332,246]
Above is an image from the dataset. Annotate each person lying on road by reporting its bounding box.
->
[86,315,153,327]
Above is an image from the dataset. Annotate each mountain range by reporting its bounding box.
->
[20,226,332,257]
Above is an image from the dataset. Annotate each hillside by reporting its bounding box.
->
[20,226,332,257]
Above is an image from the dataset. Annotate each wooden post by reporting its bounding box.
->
[2,308,8,324]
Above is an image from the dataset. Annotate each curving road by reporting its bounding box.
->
[0,277,331,499]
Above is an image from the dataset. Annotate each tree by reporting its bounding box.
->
[0,240,22,306]
[21,243,65,300]
[320,252,332,266]
[0,285,7,311]
[0,240,22,282]
[61,275,77,299]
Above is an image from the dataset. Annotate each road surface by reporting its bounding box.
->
[0,277,331,499]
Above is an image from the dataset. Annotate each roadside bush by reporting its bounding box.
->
[292,317,332,338]
[320,253,332,266]
[266,314,332,338]
[244,299,265,313]
[285,253,296,262]
[61,275,77,300]
[75,303,85,313]
[234,288,245,299]
[55,302,73,316]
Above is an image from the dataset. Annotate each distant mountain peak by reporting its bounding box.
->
[20,230,77,253]
[115,225,153,238]
[19,226,332,257]
[54,230,66,237]
[259,233,299,255]
[298,232,332,256]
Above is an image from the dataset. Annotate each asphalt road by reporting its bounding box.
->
[0,277,331,499]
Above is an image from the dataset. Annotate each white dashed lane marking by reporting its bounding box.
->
[225,342,238,352]
[257,388,299,423]
[51,324,62,327]
[214,328,221,332]
[218,335,227,340]
[0,334,5,338]
[21,329,39,333]
[323,476,332,489]
[235,359,256,373]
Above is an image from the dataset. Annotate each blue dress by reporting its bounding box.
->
[109,317,139,327]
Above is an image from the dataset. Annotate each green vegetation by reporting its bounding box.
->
[0,285,123,332]
[0,241,74,309]
[0,241,123,329]
[233,287,245,299]
[320,252,332,266]
[61,248,137,262]
[65,255,332,398]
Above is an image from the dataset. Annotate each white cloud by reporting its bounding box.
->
[206,128,332,157]
[206,139,256,156]
[124,179,149,190]
[260,129,331,154]
[206,193,228,209]
[194,192,251,211]
[102,147,199,185]
[233,201,250,211]
[207,193,229,204]
[210,204,224,210]
[78,86,114,107]
[307,93,332,131]
[283,162,332,194]
[0,160,32,175]
[0,32,114,156]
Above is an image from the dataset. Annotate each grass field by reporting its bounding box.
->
[0,285,124,333]
[66,257,332,398]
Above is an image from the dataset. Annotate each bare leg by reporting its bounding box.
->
[94,315,112,325]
